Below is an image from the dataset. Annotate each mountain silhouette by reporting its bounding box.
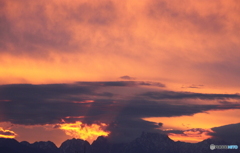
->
[0,132,239,153]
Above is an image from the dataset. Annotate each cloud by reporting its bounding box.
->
[141,90,240,100]
[166,128,212,142]
[138,81,166,87]
[106,118,161,143]
[0,0,240,90]
[165,128,211,136]
[0,1,73,57]
[0,0,118,57]
[0,83,95,125]
[147,0,229,34]
[77,81,165,87]
[77,81,136,87]
[209,123,240,142]
[1,82,240,142]
[120,76,136,80]
[70,0,117,25]
[181,84,204,89]
[0,83,94,102]
[0,127,17,138]
[162,129,184,134]
[1,0,237,58]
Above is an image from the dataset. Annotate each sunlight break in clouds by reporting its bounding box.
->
[0,127,17,138]
[56,121,110,144]
[168,128,213,143]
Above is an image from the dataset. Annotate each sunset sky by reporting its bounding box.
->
[0,0,240,147]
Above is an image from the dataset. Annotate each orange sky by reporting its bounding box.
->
[143,109,240,143]
[0,0,239,91]
[0,0,240,146]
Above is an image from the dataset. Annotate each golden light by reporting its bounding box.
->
[143,109,240,143]
[163,128,213,143]
[56,121,110,143]
[143,109,240,130]
[0,127,17,139]
[168,129,213,143]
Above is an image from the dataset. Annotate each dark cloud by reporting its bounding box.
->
[0,83,239,142]
[0,83,93,102]
[77,81,165,88]
[79,98,239,142]
[96,92,114,97]
[162,128,213,141]
[120,76,136,80]
[181,84,204,89]
[141,90,240,100]
[209,123,240,142]
[164,128,211,135]
[162,129,184,135]
[185,128,211,133]
[77,81,136,87]
[158,122,163,127]
[218,101,233,105]
[138,81,165,87]
[0,83,95,125]
[106,118,160,143]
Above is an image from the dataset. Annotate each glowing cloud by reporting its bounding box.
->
[0,127,17,138]
[56,121,110,143]
[168,128,213,143]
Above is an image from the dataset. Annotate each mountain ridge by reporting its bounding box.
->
[0,132,239,153]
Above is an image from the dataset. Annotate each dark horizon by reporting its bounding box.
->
[1,131,239,153]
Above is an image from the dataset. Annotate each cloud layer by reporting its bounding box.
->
[0,0,240,89]
[0,82,239,142]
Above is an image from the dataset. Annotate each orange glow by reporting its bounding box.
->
[143,109,240,143]
[0,0,240,94]
[73,100,95,103]
[143,109,240,130]
[0,127,17,138]
[56,121,110,143]
[65,116,85,119]
[168,129,213,143]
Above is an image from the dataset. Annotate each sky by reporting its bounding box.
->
[0,0,240,147]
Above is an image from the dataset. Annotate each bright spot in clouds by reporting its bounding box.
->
[168,128,213,143]
[56,121,110,143]
[0,127,17,138]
